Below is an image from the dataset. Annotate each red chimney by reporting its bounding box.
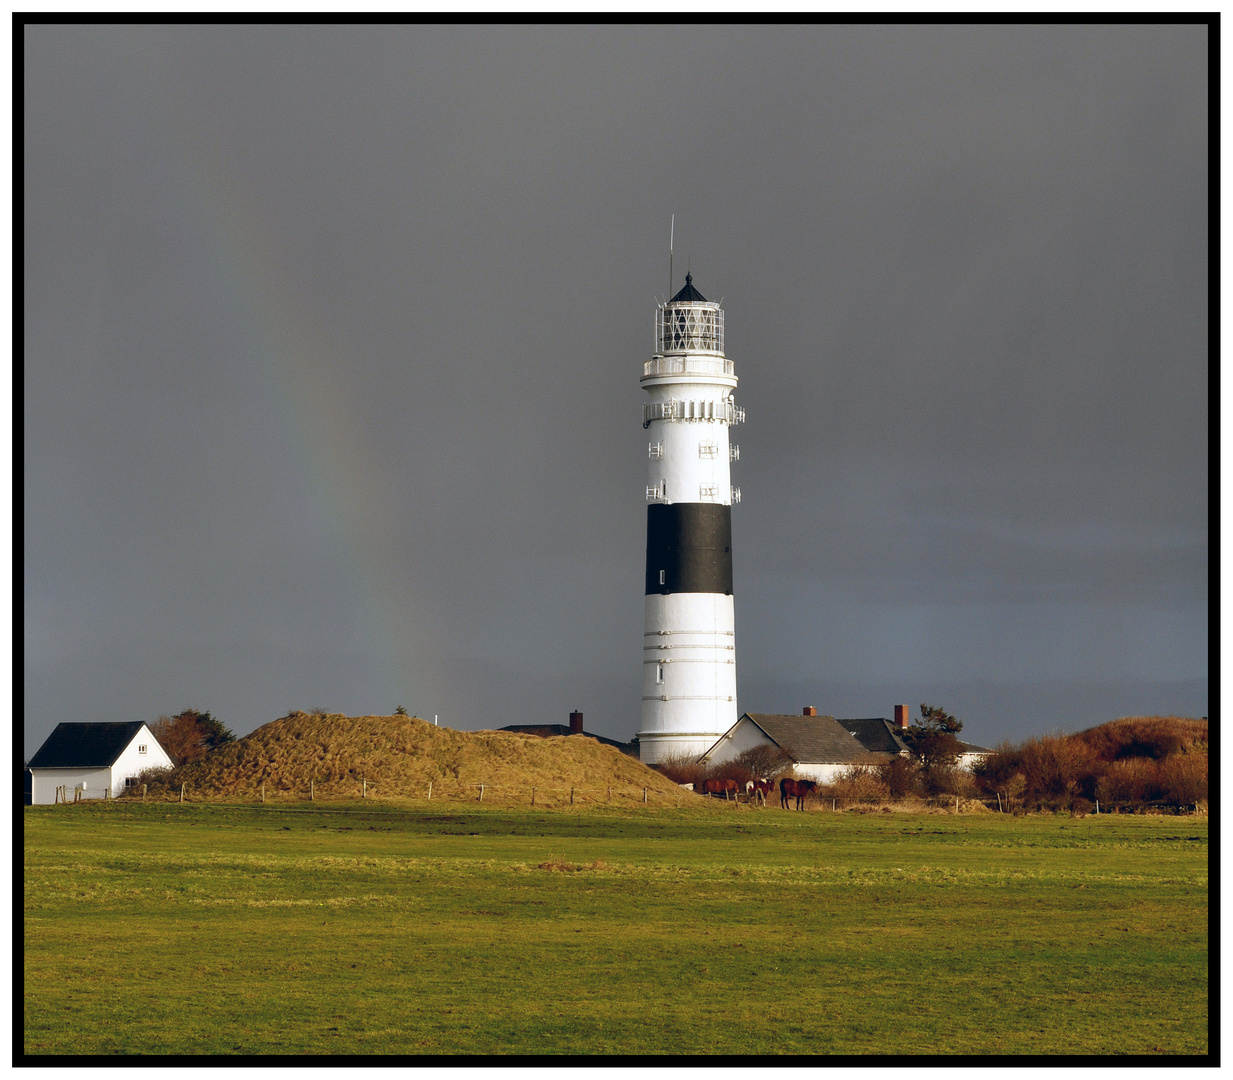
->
[569,710,584,734]
[894,705,910,730]
[803,706,817,716]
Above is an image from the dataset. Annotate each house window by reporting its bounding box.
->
[656,664,665,684]
[659,569,665,585]
[138,745,147,754]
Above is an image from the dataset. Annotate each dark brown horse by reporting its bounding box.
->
[699,777,740,800]
[780,777,817,810]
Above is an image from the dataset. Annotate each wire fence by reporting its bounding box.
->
[75,782,1209,816]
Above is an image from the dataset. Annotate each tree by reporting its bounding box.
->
[394,705,409,716]
[901,704,965,778]
[729,744,796,782]
[150,710,234,767]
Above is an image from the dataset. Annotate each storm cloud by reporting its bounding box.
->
[24,24,1208,756]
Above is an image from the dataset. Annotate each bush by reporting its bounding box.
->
[975,734,1101,811]
[825,763,888,801]
[150,710,235,767]
[873,755,922,799]
[123,765,178,796]
[1159,751,1208,805]
[654,752,707,788]
[1095,758,1158,806]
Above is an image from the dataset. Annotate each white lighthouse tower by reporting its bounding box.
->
[637,270,743,765]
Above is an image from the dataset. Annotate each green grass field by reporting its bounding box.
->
[24,800,1208,1056]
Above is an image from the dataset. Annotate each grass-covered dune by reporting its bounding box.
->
[138,713,686,807]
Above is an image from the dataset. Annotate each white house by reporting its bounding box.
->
[699,710,887,783]
[27,722,173,804]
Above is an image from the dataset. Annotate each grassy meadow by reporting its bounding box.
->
[24,799,1208,1057]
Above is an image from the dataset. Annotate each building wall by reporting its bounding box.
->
[112,725,174,786]
[30,767,113,804]
[791,762,854,784]
[699,717,770,765]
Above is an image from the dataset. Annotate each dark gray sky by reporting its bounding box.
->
[24,24,1208,757]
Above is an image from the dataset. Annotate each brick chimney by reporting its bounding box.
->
[802,706,817,716]
[894,704,910,730]
[569,710,584,734]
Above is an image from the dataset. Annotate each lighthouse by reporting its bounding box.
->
[637,271,743,765]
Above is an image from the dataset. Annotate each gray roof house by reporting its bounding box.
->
[842,717,913,757]
[27,721,173,805]
[699,710,889,782]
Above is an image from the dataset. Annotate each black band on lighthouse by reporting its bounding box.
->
[645,503,733,595]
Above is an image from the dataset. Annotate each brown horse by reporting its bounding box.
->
[699,777,740,800]
[746,779,775,805]
[780,777,817,810]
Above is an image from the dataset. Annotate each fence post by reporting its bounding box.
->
[832,799,836,812]
[1095,799,1099,814]
[428,782,432,801]
[643,788,647,804]
[260,784,264,804]
[607,786,611,803]
[180,783,185,804]
[570,787,574,806]
[479,784,484,803]
[142,784,147,803]
[531,787,535,806]
[997,792,1002,813]
[362,779,366,799]
[311,781,314,801]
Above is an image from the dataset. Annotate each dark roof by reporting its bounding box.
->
[841,718,911,755]
[670,271,707,303]
[497,725,636,753]
[737,714,882,765]
[28,722,149,769]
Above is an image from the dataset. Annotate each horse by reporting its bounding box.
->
[780,777,817,810]
[699,777,740,800]
[746,779,775,805]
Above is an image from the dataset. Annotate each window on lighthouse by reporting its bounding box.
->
[656,664,665,684]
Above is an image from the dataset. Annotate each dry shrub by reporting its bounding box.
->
[874,755,922,799]
[975,733,1101,811]
[1159,751,1208,804]
[654,751,707,788]
[728,745,796,783]
[825,763,888,801]
[1095,758,1159,805]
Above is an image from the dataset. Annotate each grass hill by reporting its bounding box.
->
[1073,714,1207,761]
[136,712,688,807]
[973,715,1207,812]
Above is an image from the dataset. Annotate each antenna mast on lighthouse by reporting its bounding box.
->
[669,215,674,300]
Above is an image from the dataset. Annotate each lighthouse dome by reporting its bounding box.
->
[657,273,724,356]
[670,271,707,304]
